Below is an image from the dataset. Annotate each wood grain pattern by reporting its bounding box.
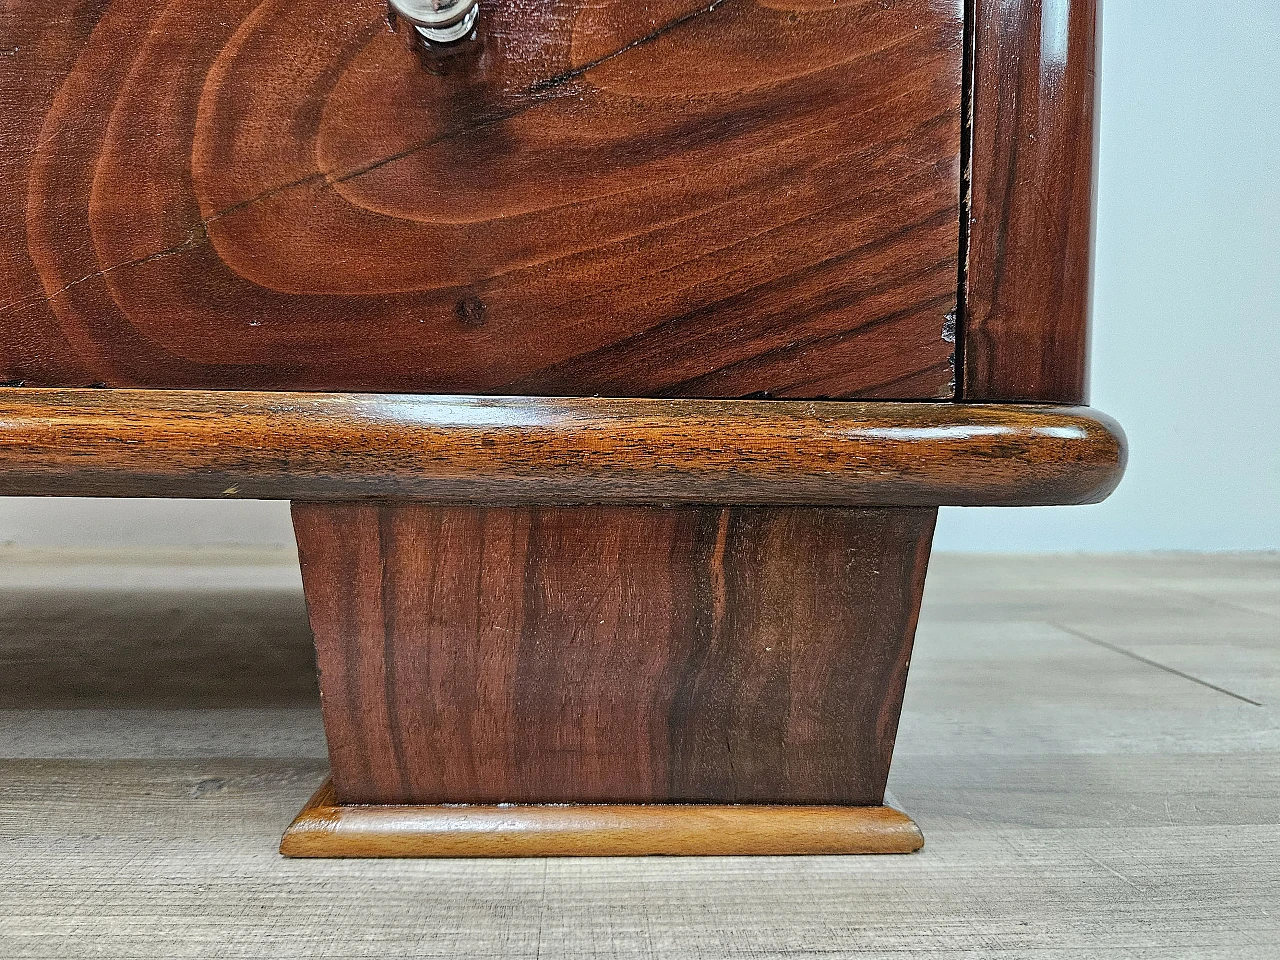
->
[292,502,936,805]
[0,0,961,398]
[961,0,1099,402]
[0,390,1127,506]
[279,779,924,857]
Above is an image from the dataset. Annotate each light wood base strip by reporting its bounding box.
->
[280,780,925,858]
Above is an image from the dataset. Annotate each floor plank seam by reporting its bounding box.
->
[1047,621,1264,707]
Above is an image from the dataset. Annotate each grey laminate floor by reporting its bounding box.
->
[1,550,1277,959]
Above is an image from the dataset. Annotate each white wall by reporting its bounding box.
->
[2,0,1277,553]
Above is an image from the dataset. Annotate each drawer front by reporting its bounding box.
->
[0,0,962,398]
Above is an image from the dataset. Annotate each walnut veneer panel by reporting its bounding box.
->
[0,0,962,397]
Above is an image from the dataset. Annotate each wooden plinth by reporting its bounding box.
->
[285,501,934,856]
[281,780,924,858]
[293,503,935,808]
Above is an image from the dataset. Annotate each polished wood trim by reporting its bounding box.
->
[280,780,924,858]
[962,0,1099,403]
[0,390,1125,506]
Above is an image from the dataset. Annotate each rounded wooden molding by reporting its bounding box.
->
[0,389,1125,506]
[279,780,925,858]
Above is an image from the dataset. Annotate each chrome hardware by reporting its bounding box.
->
[390,0,479,45]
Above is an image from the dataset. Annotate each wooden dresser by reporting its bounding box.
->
[0,0,1123,856]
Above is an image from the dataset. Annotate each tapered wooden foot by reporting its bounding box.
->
[287,503,936,856]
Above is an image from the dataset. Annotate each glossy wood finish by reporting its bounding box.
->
[962,0,1099,403]
[280,779,924,857]
[0,390,1126,506]
[0,0,961,399]
[292,503,935,805]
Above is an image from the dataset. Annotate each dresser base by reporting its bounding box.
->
[280,779,924,858]
[0,391,1127,858]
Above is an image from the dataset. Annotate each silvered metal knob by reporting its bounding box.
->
[389,0,479,44]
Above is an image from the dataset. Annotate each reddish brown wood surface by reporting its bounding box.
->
[961,0,1098,402]
[293,503,936,806]
[0,0,962,398]
[280,779,925,857]
[0,390,1127,506]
